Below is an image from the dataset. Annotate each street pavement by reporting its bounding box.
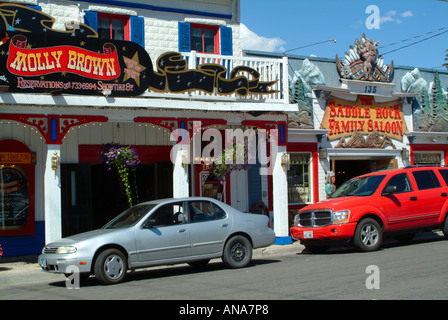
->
[0,242,305,289]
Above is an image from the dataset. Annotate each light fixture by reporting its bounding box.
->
[51,152,60,178]
[401,148,410,161]
[181,150,189,174]
[281,152,290,170]
[319,147,327,160]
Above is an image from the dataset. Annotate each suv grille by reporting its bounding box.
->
[297,210,332,227]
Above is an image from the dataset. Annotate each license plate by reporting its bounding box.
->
[40,258,47,268]
[304,231,314,239]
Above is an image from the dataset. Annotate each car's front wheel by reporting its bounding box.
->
[94,248,127,285]
[222,235,252,268]
[354,218,383,252]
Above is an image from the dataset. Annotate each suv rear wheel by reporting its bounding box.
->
[354,218,383,252]
[442,214,448,238]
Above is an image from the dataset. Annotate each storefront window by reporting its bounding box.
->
[0,166,29,232]
[287,153,311,204]
[414,152,442,166]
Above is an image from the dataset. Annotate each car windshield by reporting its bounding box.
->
[330,175,386,198]
[102,204,156,229]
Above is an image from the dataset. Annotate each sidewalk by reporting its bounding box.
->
[0,242,303,287]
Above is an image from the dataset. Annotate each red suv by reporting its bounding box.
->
[290,166,448,253]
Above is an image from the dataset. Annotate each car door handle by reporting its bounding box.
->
[441,193,447,197]
[409,197,418,201]
[177,229,187,233]
[221,223,229,228]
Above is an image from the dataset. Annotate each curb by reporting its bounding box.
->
[0,242,303,274]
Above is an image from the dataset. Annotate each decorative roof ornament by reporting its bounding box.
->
[336,34,394,83]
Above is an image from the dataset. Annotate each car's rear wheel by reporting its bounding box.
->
[222,235,252,268]
[94,248,127,285]
[354,218,382,252]
[442,214,448,238]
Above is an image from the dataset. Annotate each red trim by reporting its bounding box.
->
[190,23,219,54]
[241,120,288,146]
[0,140,35,237]
[287,142,319,204]
[79,145,172,164]
[410,144,448,166]
[193,163,231,205]
[97,12,130,41]
[0,113,108,145]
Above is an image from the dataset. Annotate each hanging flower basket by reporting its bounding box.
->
[102,143,140,208]
[209,141,252,182]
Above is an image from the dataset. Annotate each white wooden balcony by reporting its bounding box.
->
[144,51,290,105]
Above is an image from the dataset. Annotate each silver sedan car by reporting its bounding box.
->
[39,197,275,284]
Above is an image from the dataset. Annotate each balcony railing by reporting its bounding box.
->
[145,51,290,104]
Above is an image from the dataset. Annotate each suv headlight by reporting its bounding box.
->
[333,210,350,224]
[293,214,300,227]
[56,246,77,254]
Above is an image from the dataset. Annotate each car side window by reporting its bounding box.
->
[189,201,226,222]
[412,170,441,190]
[438,169,448,186]
[383,173,413,194]
[146,202,186,227]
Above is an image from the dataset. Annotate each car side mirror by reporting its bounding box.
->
[143,219,156,228]
[383,185,398,195]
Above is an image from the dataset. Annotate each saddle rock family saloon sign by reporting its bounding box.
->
[0,4,278,97]
[321,96,408,141]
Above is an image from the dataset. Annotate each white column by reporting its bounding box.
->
[272,145,291,243]
[172,145,190,198]
[44,144,62,244]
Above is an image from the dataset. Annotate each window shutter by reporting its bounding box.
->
[178,22,191,52]
[84,11,98,32]
[26,5,42,11]
[220,26,232,56]
[130,16,145,48]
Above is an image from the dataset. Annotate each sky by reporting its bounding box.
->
[240,0,448,70]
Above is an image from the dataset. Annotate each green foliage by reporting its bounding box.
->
[102,144,140,208]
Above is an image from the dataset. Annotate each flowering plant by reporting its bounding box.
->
[102,143,140,207]
[209,141,252,182]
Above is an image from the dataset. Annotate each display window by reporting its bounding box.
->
[0,140,35,236]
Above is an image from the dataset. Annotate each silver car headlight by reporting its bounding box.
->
[56,246,77,254]
[333,210,350,224]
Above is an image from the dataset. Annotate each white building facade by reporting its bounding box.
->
[0,0,296,257]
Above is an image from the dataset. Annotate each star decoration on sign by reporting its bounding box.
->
[123,52,146,86]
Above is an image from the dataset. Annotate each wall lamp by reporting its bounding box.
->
[181,150,189,174]
[401,148,410,161]
[319,147,328,160]
[281,152,290,170]
[51,152,60,178]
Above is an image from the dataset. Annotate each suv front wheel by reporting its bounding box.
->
[354,218,383,252]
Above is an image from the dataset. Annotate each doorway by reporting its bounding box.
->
[332,158,397,188]
[61,161,173,236]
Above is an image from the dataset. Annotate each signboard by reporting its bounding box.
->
[0,152,35,165]
[1,32,151,97]
[321,95,408,141]
[0,4,279,98]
